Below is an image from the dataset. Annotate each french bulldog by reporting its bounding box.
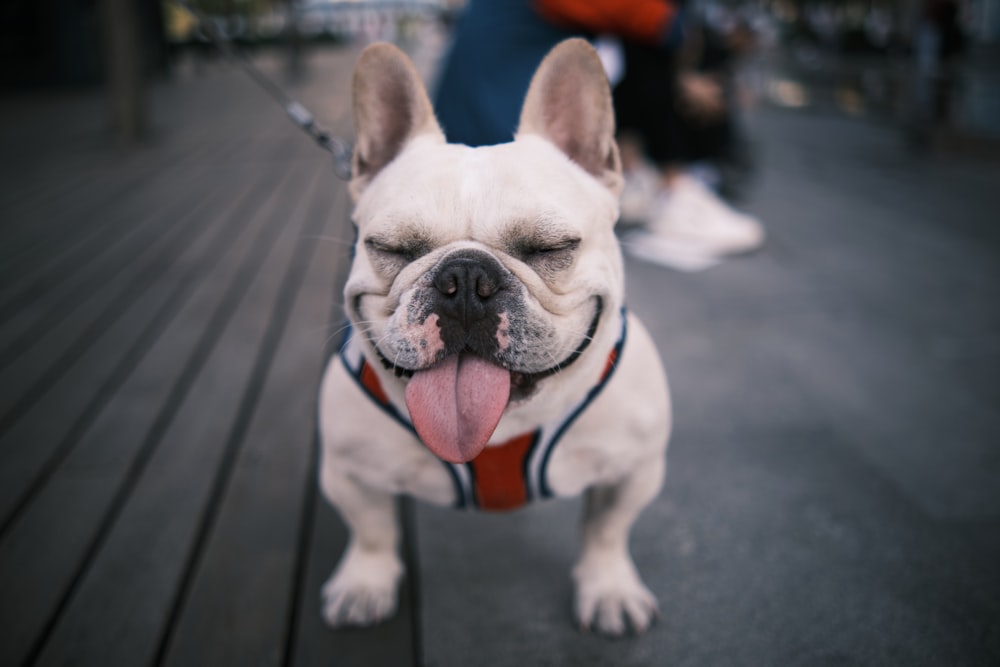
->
[318,38,670,637]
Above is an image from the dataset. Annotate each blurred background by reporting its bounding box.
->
[0,1,998,666]
[1,0,998,142]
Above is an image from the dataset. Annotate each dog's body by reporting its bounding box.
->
[318,39,671,636]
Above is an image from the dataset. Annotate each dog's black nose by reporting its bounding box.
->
[432,253,504,325]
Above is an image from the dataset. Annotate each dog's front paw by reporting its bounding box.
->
[572,556,659,637]
[321,548,403,628]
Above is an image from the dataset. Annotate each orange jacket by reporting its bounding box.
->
[534,0,681,45]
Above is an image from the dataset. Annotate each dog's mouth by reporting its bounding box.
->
[375,299,601,393]
[372,299,602,464]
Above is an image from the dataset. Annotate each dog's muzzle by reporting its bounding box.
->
[426,249,512,360]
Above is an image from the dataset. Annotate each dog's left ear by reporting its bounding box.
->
[516,39,623,196]
[350,42,445,200]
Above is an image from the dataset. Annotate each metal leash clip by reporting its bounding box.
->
[285,101,353,180]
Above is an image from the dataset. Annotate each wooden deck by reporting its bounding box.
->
[0,46,417,666]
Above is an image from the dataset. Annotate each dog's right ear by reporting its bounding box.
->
[350,43,445,200]
[516,39,623,196]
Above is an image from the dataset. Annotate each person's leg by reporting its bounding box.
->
[613,44,763,268]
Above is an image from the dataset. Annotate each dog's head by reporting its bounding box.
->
[345,39,625,464]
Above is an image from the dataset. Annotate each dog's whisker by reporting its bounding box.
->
[314,319,377,345]
[374,330,394,350]
[320,324,355,347]
[306,320,350,336]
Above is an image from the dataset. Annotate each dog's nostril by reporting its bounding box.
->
[476,277,496,299]
[434,270,460,297]
[438,274,458,296]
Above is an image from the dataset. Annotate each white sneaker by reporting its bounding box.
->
[622,175,764,270]
[621,229,725,271]
[618,164,660,227]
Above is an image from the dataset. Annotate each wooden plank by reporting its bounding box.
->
[0,53,327,314]
[0,167,96,254]
[0,166,269,525]
[158,174,350,667]
[0,168,153,316]
[0,164,133,258]
[0,163,221,407]
[0,167,295,667]
[0,162,211,367]
[31,164,324,667]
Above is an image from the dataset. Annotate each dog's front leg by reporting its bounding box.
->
[320,462,403,627]
[573,455,665,636]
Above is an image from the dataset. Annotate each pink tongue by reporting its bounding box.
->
[405,354,511,463]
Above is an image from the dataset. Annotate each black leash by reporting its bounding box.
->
[172,0,353,180]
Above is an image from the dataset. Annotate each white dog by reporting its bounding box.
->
[318,38,670,637]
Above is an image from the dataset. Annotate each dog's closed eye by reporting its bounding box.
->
[365,236,433,273]
[512,237,581,275]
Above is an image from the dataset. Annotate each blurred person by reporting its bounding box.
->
[911,0,966,146]
[433,0,764,270]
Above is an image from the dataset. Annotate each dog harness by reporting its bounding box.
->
[338,312,627,512]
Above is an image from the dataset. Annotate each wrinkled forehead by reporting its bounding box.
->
[353,137,617,242]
